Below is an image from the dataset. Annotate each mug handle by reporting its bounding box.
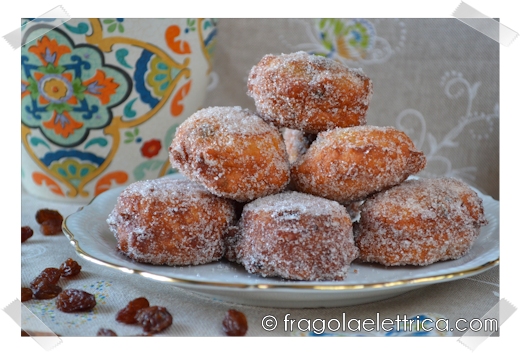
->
[206,71,219,92]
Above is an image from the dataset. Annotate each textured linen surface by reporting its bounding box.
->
[19,18,499,337]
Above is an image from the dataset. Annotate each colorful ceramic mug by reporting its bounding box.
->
[21,18,217,202]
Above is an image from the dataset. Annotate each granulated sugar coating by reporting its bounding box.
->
[169,106,290,202]
[291,125,427,204]
[233,191,359,281]
[247,51,373,134]
[106,178,236,266]
[355,177,488,266]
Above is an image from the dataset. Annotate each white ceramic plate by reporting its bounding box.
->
[63,177,499,308]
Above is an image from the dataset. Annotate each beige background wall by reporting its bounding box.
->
[205,18,499,199]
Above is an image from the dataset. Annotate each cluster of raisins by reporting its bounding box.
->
[118,297,173,334]
[21,209,64,243]
[35,208,63,236]
[116,297,150,324]
[99,297,173,336]
[22,258,95,313]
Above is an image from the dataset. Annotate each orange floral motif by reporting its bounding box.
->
[170,81,191,117]
[28,36,71,66]
[42,111,83,138]
[83,70,120,105]
[32,172,65,196]
[94,171,128,196]
[165,25,191,54]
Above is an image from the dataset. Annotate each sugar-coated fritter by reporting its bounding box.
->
[355,177,488,266]
[233,191,359,281]
[291,125,427,204]
[107,178,236,266]
[248,51,372,134]
[169,106,290,202]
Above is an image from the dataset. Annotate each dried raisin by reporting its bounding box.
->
[59,258,82,277]
[21,287,33,302]
[222,309,248,336]
[32,283,62,300]
[116,297,150,324]
[96,328,117,336]
[40,219,63,235]
[30,267,63,299]
[31,267,66,299]
[31,268,61,287]
[135,306,172,333]
[35,209,63,224]
[56,289,96,312]
[21,226,33,243]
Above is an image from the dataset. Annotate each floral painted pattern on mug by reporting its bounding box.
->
[21,19,214,200]
[21,27,131,147]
